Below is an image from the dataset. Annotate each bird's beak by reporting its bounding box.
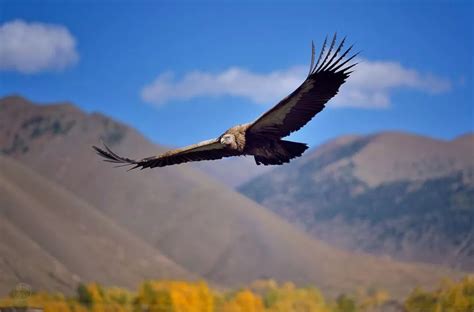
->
[220,137,225,144]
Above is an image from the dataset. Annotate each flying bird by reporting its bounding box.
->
[94,34,358,169]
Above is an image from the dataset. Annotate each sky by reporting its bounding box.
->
[0,0,472,148]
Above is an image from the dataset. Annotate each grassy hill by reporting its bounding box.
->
[0,95,465,298]
[239,132,474,271]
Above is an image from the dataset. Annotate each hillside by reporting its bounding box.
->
[0,216,77,296]
[0,155,191,296]
[194,157,272,188]
[0,95,465,298]
[240,132,474,271]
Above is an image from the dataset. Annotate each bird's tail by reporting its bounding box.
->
[281,140,309,159]
[254,140,308,165]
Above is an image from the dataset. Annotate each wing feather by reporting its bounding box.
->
[315,33,337,73]
[321,36,346,72]
[248,35,358,139]
[307,41,315,77]
[312,35,327,74]
[93,138,241,170]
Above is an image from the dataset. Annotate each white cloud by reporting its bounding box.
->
[0,19,79,74]
[141,66,305,106]
[334,59,452,108]
[141,59,451,109]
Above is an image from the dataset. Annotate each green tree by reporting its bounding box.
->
[77,283,93,308]
[335,294,357,312]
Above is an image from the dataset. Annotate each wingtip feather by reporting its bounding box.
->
[93,142,141,170]
[315,33,337,73]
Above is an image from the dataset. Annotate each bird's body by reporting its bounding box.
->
[94,34,358,169]
[220,123,308,165]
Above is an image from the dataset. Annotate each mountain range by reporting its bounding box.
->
[0,95,466,298]
[239,131,474,271]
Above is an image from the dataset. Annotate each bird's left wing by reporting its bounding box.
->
[93,138,241,170]
[247,34,358,139]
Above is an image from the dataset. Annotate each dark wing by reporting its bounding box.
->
[93,138,241,170]
[247,34,358,139]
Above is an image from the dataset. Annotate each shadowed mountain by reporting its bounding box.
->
[239,132,474,271]
[0,155,191,296]
[0,95,465,298]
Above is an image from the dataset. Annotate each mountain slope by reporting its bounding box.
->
[239,132,474,271]
[0,216,77,296]
[0,155,191,295]
[0,95,464,298]
[194,157,273,188]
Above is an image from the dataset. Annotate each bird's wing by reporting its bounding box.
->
[93,138,241,170]
[247,34,358,139]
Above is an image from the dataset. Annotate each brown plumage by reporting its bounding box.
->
[93,34,357,169]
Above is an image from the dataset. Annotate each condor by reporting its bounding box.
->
[94,34,358,169]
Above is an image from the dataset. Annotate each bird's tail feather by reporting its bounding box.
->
[254,140,308,165]
[280,140,309,158]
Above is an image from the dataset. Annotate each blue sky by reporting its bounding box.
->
[0,0,472,147]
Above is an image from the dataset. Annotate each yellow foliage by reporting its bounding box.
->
[264,285,329,312]
[41,302,69,312]
[87,283,105,304]
[0,276,472,312]
[405,276,474,312]
[217,289,265,312]
[136,280,213,312]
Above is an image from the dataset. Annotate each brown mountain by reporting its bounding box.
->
[0,211,77,296]
[0,95,465,298]
[194,157,273,188]
[0,155,191,296]
[240,132,474,271]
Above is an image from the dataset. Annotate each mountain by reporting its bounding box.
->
[0,212,77,296]
[0,95,464,298]
[0,155,191,296]
[239,132,474,271]
[194,157,272,188]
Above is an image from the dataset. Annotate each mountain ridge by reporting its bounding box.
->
[0,94,466,298]
[239,131,474,271]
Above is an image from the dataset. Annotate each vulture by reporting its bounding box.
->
[94,34,358,169]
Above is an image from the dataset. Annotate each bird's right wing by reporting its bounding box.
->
[93,138,241,170]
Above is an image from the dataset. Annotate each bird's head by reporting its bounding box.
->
[220,134,235,147]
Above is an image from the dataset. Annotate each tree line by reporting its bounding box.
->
[1,276,473,312]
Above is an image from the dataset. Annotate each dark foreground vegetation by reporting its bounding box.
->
[1,277,473,312]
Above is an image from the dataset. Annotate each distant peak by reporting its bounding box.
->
[301,134,365,163]
[46,101,81,112]
[315,134,362,150]
[0,94,82,114]
[451,132,474,147]
[331,134,362,144]
[452,132,474,141]
[0,94,33,107]
[371,131,427,140]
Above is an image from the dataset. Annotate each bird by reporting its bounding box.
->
[93,34,358,169]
